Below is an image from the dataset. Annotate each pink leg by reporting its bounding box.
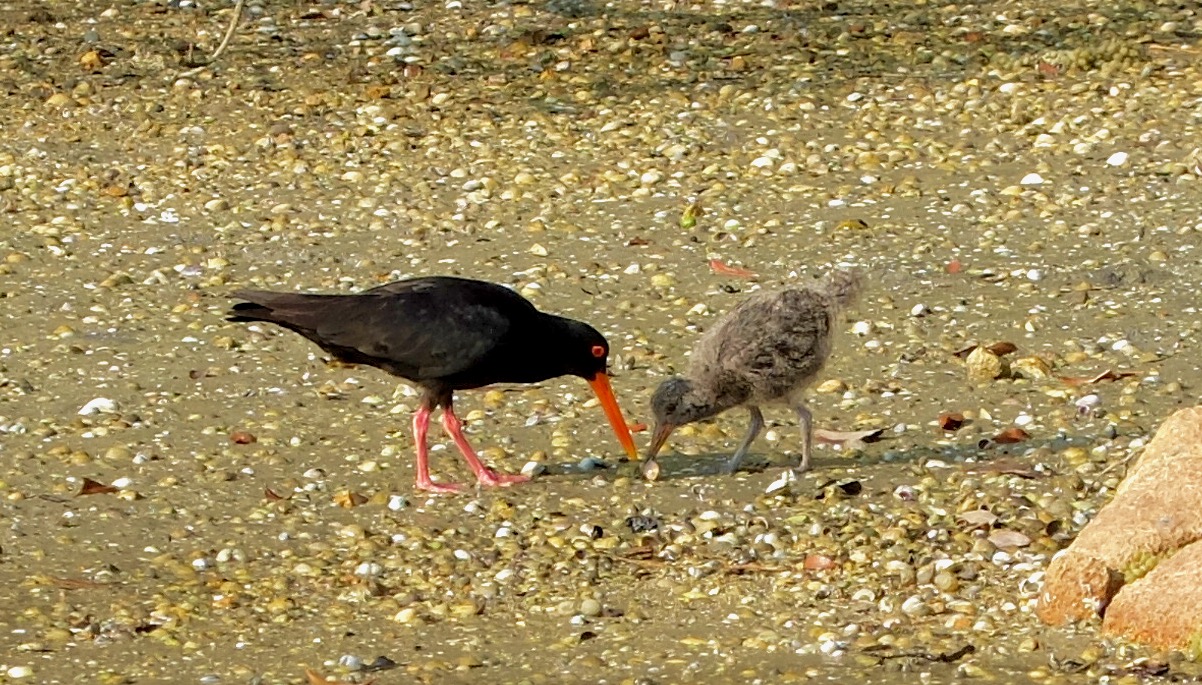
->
[412,405,463,494]
[440,404,530,488]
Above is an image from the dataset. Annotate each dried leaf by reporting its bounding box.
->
[77,477,119,496]
[938,412,965,431]
[957,509,998,527]
[803,554,837,571]
[986,341,1018,356]
[628,422,648,433]
[264,488,286,501]
[954,341,1017,359]
[1059,369,1139,386]
[952,343,978,359]
[625,236,651,247]
[992,427,1031,444]
[1037,61,1061,78]
[708,259,757,279]
[813,428,884,445]
[987,529,1032,549]
[333,491,368,508]
[230,430,257,444]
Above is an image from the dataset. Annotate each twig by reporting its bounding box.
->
[210,0,246,62]
[1098,449,1142,477]
[872,644,976,663]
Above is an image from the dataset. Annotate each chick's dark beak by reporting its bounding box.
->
[644,420,677,461]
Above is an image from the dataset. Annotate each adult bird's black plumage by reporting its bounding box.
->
[228,276,638,493]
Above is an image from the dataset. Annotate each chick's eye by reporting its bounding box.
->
[590,345,606,358]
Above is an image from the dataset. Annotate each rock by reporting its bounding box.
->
[1102,542,1202,652]
[965,346,1005,382]
[1036,406,1202,648]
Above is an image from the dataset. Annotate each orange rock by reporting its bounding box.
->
[1036,406,1202,646]
[1102,542,1202,652]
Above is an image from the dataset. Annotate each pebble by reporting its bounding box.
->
[577,456,607,471]
[640,169,664,185]
[521,461,546,477]
[338,655,364,670]
[1075,394,1102,415]
[78,397,119,415]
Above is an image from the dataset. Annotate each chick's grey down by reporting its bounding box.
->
[647,269,861,475]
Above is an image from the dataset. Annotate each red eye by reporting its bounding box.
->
[591,345,606,358]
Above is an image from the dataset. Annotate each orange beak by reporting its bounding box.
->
[587,372,638,460]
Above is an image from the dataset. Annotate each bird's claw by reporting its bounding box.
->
[416,480,467,494]
[475,470,531,487]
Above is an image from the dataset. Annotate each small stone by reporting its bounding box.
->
[577,456,607,471]
[1075,394,1102,415]
[1019,172,1045,185]
[45,93,73,108]
[580,598,602,617]
[1106,151,1129,167]
[816,379,847,394]
[640,169,664,185]
[1011,356,1052,380]
[79,397,119,415]
[965,347,1005,382]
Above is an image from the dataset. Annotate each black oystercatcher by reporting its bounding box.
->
[645,268,861,477]
[228,276,639,493]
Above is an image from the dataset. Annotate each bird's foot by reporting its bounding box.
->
[475,470,531,488]
[416,479,466,494]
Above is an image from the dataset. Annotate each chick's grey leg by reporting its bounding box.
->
[726,405,764,474]
[794,404,813,474]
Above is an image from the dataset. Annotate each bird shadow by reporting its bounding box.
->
[544,431,1097,484]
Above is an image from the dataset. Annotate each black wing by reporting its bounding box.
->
[230,277,534,380]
